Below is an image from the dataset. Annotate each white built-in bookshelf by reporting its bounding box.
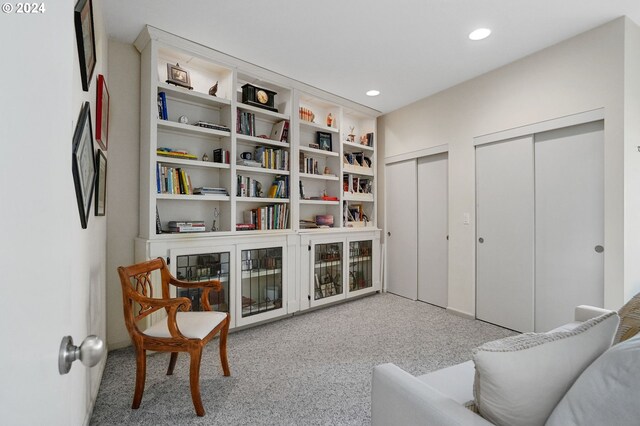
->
[134,25,381,330]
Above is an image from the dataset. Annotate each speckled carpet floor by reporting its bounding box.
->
[91,293,514,425]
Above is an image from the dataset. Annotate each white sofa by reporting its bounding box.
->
[371,305,619,426]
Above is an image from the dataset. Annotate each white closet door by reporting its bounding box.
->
[417,153,448,307]
[476,136,535,332]
[534,121,604,331]
[386,159,418,299]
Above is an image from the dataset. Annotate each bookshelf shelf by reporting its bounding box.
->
[236,165,290,176]
[342,164,374,176]
[156,194,231,201]
[157,81,232,108]
[237,197,290,204]
[343,140,374,152]
[343,193,374,202]
[300,199,340,205]
[236,134,290,148]
[157,119,231,138]
[237,103,290,121]
[299,173,340,181]
[300,120,339,133]
[299,146,340,157]
[156,156,231,169]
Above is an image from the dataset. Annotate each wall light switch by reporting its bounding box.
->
[463,213,470,225]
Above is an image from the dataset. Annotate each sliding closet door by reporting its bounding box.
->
[417,153,448,308]
[476,136,535,332]
[534,121,604,331]
[386,159,418,300]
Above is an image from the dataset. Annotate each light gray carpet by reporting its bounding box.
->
[91,293,514,425]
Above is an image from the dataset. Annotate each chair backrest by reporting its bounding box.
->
[117,258,172,337]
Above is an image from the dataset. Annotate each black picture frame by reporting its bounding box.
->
[72,102,96,229]
[74,0,96,92]
[166,63,193,90]
[317,131,333,152]
[95,149,107,216]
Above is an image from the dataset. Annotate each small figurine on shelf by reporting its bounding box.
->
[326,113,333,127]
[324,166,331,175]
[209,81,218,97]
[202,153,209,162]
[347,126,356,143]
[211,207,220,232]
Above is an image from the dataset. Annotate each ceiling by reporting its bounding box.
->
[102,0,640,114]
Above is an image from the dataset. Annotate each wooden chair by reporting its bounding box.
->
[117,257,230,416]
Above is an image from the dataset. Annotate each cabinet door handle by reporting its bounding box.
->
[478,237,484,243]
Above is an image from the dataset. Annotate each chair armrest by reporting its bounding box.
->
[371,363,493,426]
[169,275,222,291]
[575,305,613,322]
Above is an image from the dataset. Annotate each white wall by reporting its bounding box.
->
[106,40,141,349]
[0,0,108,424]
[624,19,640,301]
[379,17,636,316]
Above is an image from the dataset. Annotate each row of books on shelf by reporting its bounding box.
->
[237,111,290,143]
[300,153,320,175]
[300,214,334,229]
[237,175,290,199]
[343,175,373,194]
[256,146,289,170]
[344,152,372,168]
[156,164,194,195]
[238,204,290,231]
[214,148,230,164]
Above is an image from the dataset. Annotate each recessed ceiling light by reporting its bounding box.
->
[366,90,380,97]
[469,28,491,41]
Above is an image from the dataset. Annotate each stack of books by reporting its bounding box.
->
[194,121,230,132]
[157,148,197,160]
[168,221,206,233]
[193,187,228,196]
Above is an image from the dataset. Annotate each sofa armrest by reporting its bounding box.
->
[575,305,613,322]
[372,363,493,426]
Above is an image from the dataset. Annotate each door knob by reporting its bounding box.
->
[594,245,604,253]
[478,237,484,243]
[58,335,105,375]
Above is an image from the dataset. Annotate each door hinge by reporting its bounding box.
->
[166,257,170,265]
[308,295,311,300]
[308,245,311,251]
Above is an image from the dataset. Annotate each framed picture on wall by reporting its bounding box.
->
[72,102,96,229]
[74,0,96,92]
[95,149,107,216]
[95,74,109,150]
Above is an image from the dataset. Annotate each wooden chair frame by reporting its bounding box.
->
[118,257,230,416]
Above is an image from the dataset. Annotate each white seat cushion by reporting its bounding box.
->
[418,361,475,405]
[472,311,619,426]
[144,311,227,339]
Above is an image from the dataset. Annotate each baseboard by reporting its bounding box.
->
[108,338,132,351]
[446,307,476,320]
[83,355,107,426]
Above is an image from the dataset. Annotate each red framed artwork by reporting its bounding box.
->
[96,74,109,150]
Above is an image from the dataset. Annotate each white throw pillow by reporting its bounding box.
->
[545,333,640,426]
[472,312,619,426]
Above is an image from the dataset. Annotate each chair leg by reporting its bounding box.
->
[189,347,205,416]
[132,347,146,409]
[167,352,178,375]
[219,316,231,377]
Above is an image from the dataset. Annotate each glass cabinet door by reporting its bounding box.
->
[240,246,283,318]
[175,251,231,312]
[313,242,343,301]
[349,240,373,292]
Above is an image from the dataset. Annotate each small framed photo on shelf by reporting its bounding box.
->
[72,102,96,229]
[74,0,96,92]
[94,149,107,216]
[95,74,109,150]
[166,63,193,90]
[317,131,332,152]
